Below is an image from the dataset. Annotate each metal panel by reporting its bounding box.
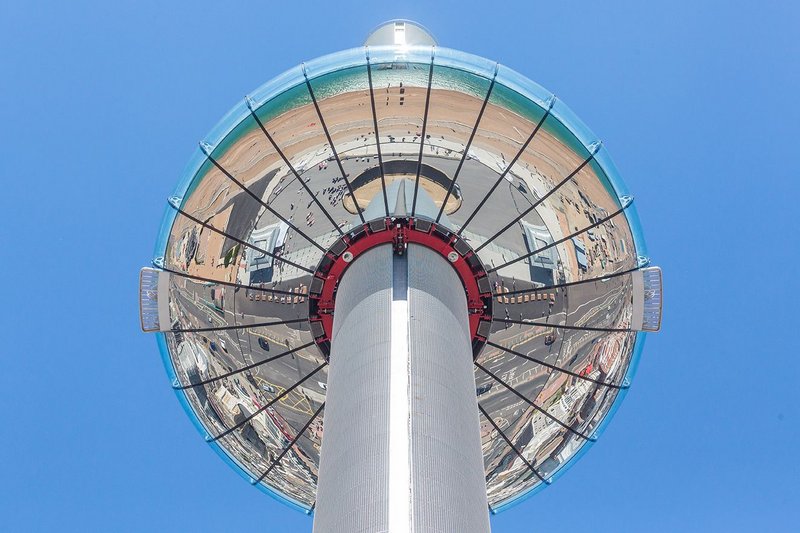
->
[632,266,663,331]
[139,268,170,332]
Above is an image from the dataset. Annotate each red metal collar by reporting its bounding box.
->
[308,217,493,360]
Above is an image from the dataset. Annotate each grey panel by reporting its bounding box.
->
[314,245,393,533]
[407,244,491,533]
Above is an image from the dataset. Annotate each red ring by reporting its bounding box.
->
[308,217,493,359]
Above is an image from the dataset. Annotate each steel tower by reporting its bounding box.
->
[140,20,663,532]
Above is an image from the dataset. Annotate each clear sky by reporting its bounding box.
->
[1,1,798,531]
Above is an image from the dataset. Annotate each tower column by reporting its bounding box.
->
[313,244,490,533]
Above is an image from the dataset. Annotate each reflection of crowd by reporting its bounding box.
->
[323,182,347,208]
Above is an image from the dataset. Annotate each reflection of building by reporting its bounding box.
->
[139,19,664,532]
[176,340,207,376]
[246,221,288,283]
[522,220,557,285]
[572,236,589,271]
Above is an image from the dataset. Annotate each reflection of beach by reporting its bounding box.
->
[192,85,623,214]
[162,77,642,508]
[195,87,632,278]
[168,205,240,283]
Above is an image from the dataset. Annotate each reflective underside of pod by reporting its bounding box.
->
[141,44,661,514]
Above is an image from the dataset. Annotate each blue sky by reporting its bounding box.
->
[1,1,798,531]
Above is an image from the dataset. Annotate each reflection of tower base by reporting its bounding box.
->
[313,244,490,533]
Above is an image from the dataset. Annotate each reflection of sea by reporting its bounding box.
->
[182,62,621,205]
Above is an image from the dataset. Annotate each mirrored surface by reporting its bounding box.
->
[152,45,649,512]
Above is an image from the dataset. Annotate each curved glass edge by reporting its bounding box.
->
[495,62,648,257]
[494,64,553,110]
[202,99,251,154]
[152,145,206,258]
[248,64,306,109]
[165,44,650,263]
[491,332,649,514]
[433,47,497,79]
[367,43,435,67]
[151,42,652,515]
[304,44,498,80]
[304,47,369,79]
[154,334,313,514]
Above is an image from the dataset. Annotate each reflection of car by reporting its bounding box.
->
[261,384,276,394]
[258,338,270,351]
[476,383,493,396]
[544,334,555,346]
[219,339,228,353]
[209,342,218,352]
[318,381,327,390]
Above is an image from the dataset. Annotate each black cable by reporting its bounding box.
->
[496,266,640,297]
[174,341,316,390]
[159,266,305,298]
[208,361,327,442]
[411,49,436,217]
[477,404,549,484]
[253,402,326,484]
[170,317,308,334]
[366,49,390,218]
[303,69,365,223]
[475,361,595,441]
[484,340,626,389]
[246,99,344,236]
[171,203,314,274]
[435,64,498,223]
[492,318,632,334]
[199,149,326,252]
[474,145,600,253]
[487,203,629,273]
[457,97,555,236]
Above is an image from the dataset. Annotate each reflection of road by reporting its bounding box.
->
[476,273,631,456]
[171,279,323,433]
[254,149,547,281]
[253,375,314,416]
[173,137,634,506]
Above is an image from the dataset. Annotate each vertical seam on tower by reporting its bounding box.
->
[390,253,411,532]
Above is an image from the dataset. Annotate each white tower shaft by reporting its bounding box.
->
[313,244,490,533]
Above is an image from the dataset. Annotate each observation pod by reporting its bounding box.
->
[139,20,663,532]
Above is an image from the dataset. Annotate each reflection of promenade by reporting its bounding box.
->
[158,75,645,511]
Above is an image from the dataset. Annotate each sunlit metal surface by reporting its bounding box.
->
[640,267,663,332]
[139,267,169,332]
[144,43,660,513]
